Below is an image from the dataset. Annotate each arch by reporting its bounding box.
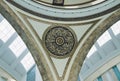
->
[0,2,51,81]
[68,9,120,81]
[0,1,120,81]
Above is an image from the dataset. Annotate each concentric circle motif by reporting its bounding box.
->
[44,26,76,57]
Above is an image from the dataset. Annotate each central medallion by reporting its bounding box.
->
[43,26,76,57]
[56,37,64,45]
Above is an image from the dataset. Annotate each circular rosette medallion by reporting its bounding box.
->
[44,26,76,57]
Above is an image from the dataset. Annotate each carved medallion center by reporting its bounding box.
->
[56,37,64,45]
[43,26,76,57]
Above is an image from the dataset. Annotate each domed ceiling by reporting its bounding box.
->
[0,0,120,81]
[7,0,120,21]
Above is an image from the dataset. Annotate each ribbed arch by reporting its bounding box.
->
[75,9,120,81]
[79,16,120,81]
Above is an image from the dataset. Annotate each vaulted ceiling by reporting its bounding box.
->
[0,0,120,81]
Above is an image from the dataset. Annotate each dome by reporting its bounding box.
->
[7,0,120,22]
[0,0,120,81]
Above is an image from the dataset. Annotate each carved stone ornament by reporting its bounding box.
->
[44,26,76,57]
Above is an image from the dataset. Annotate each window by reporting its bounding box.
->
[21,52,35,71]
[97,31,111,46]
[9,36,26,57]
[0,19,15,42]
[87,45,97,57]
[111,20,120,36]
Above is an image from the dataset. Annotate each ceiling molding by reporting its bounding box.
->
[6,0,120,21]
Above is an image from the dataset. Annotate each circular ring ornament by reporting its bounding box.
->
[44,26,76,57]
